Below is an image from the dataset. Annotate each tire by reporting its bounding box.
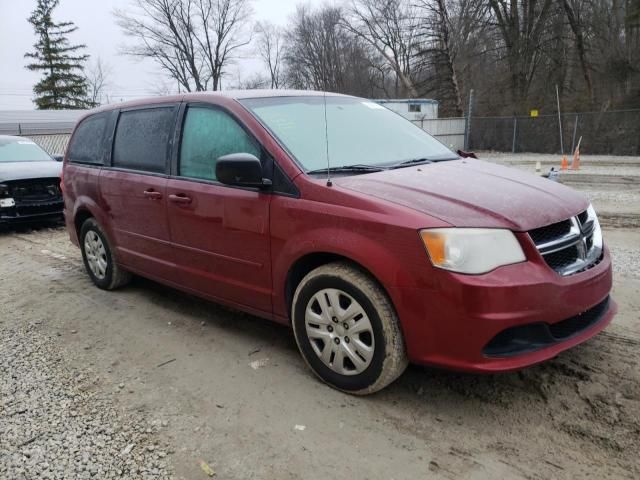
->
[292,262,408,395]
[80,218,131,290]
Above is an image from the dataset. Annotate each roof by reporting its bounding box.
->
[373,99,438,105]
[186,89,352,100]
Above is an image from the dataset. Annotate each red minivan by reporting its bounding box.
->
[63,91,615,394]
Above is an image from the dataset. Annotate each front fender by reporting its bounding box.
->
[271,225,429,320]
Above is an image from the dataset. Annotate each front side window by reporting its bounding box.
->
[0,137,52,162]
[112,106,176,173]
[408,103,422,113]
[240,96,455,172]
[68,112,109,164]
[179,106,260,181]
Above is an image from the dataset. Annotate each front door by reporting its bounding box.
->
[167,105,272,314]
[100,105,178,280]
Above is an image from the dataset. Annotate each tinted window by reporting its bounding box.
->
[179,107,260,181]
[112,107,176,173]
[67,113,109,164]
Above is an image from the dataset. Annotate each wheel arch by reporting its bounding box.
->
[284,251,398,324]
[74,208,94,238]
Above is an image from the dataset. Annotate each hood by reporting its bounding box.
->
[334,159,588,231]
[0,161,62,182]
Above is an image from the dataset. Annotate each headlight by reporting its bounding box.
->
[420,228,526,274]
[587,204,603,249]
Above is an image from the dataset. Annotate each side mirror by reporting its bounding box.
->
[53,155,64,162]
[216,153,270,188]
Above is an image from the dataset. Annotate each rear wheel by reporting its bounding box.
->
[80,218,131,290]
[292,262,408,394]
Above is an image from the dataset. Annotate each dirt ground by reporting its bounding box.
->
[1,165,639,479]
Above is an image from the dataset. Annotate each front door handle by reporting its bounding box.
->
[143,189,163,200]
[169,193,192,205]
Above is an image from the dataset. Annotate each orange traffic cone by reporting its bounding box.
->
[571,146,580,170]
[561,155,569,171]
[571,136,582,170]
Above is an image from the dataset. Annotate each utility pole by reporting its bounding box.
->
[464,89,474,150]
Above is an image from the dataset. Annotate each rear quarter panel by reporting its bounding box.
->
[63,164,109,246]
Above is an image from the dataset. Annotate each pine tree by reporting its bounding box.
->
[25,0,91,109]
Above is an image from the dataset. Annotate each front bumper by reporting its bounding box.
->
[392,245,615,373]
[0,200,64,223]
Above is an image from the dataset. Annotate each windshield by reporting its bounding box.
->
[0,138,52,162]
[240,96,457,172]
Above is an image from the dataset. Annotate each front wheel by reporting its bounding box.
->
[292,262,408,395]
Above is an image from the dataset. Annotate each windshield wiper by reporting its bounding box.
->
[389,156,459,169]
[306,164,386,175]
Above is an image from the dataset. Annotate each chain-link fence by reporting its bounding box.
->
[468,109,640,156]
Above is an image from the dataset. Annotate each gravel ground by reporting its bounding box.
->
[0,317,174,479]
[1,151,640,479]
[611,245,640,279]
[1,223,639,479]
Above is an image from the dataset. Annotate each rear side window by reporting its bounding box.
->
[179,107,260,181]
[112,106,176,173]
[67,113,109,164]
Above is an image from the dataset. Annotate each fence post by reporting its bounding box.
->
[571,114,579,154]
[464,89,474,150]
[556,84,564,155]
[18,122,22,135]
[512,117,518,153]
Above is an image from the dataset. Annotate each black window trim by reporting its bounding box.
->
[108,102,180,177]
[170,101,299,197]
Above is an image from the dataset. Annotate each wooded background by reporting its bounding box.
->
[115,0,640,118]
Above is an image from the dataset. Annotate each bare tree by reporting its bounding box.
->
[413,0,464,115]
[346,0,420,98]
[228,68,269,89]
[194,0,253,91]
[283,5,379,96]
[255,21,283,88]
[562,0,594,102]
[85,57,112,106]
[488,0,554,111]
[114,0,252,92]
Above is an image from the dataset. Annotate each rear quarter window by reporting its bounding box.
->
[112,106,177,174]
[67,113,109,164]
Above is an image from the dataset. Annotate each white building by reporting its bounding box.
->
[373,99,439,121]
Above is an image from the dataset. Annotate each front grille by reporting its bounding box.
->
[15,201,63,216]
[544,245,580,271]
[1,178,63,221]
[577,210,589,226]
[529,219,572,245]
[483,297,610,357]
[6,178,62,203]
[528,210,602,276]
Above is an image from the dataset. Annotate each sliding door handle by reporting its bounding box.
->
[169,194,192,205]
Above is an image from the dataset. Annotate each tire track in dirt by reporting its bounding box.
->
[1,226,639,479]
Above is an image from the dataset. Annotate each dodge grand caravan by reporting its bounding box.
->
[63,90,615,394]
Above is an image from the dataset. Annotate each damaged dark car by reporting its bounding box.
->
[0,135,63,225]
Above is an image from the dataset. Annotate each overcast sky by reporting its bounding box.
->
[0,0,318,110]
